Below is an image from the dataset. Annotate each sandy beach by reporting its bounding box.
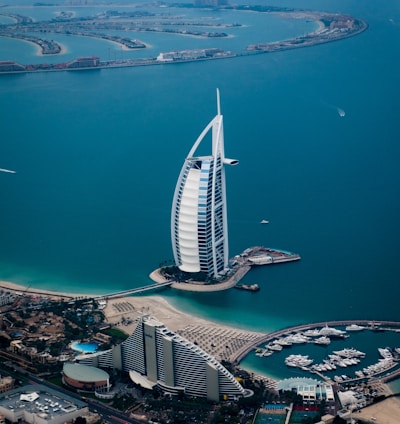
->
[102,295,267,365]
[1,279,400,398]
[0,280,87,299]
[355,395,400,424]
[0,280,266,365]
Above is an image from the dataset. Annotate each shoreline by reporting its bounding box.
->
[149,266,251,292]
[2,278,400,417]
[0,6,367,75]
[0,280,93,299]
[0,278,268,364]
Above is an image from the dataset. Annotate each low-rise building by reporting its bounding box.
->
[63,363,110,392]
[278,377,335,404]
[0,377,14,394]
[0,384,88,424]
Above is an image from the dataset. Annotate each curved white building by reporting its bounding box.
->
[76,316,247,401]
[171,89,238,278]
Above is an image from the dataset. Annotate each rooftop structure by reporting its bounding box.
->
[171,89,238,279]
[0,384,87,424]
[278,377,335,403]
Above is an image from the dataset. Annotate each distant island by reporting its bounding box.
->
[0,3,368,74]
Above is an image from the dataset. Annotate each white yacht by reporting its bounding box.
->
[285,333,310,344]
[303,329,321,337]
[285,354,313,368]
[325,360,336,370]
[333,348,366,358]
[318,324,347,337]
[345,324,365,331]
[314,336,331,345]
[378,347,393,359]
[266,343,283,351]
[274,337,292,347]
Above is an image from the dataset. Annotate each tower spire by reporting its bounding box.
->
[171,90,237,278]
[216,88,221,116]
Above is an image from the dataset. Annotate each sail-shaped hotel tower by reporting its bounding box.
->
[171,90,238,279]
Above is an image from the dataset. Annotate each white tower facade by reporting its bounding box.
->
[171,90,238,278]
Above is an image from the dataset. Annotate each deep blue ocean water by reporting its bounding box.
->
[1,0,399,378]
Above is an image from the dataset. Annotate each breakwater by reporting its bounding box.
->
[232,319,400,364]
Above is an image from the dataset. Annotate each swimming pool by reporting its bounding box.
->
[70,341,98,353]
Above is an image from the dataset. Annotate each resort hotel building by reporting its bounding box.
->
[171,89,238,279]
[75,316,248,401]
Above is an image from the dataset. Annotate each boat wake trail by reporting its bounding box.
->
[0,168,16,174]
[337,107,345,117]
[321,100,346,118]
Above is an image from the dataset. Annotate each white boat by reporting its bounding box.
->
[274,337,292,347]
[333,348,366,358]
[318,324,347,337]
[345,324,365,331]
[285,354,313,368]
[260,219,269,224]
[303,329,321,337]
[314,336,331,345]
[378,347,393,359]
[285,333,310,344]
[266,343,283,351]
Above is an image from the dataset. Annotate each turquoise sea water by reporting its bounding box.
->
[1,0,400,378]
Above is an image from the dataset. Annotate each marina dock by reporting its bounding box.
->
[232,319,400,364]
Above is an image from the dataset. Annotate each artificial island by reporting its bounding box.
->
[0,2,368,74]
[149,88,300,292]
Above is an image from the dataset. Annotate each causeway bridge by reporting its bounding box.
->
[94,281,173,300]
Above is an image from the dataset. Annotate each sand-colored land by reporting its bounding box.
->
[355,395,400,424]
[0,280,78,299]
[2,279,400,398]
[0,280,266,365]
[102,295,266,364]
